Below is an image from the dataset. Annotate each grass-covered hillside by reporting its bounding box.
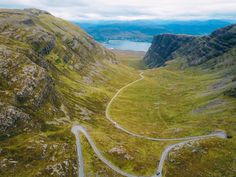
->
[0,8,144,177]
[109,49,236,176]
[0,8,235,177]
[110,57,236,138]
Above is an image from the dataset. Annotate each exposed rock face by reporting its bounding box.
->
[144,34,195,67]
[24,8,51,16]
[144,24,236,67]
[15,65,54,107]
[0,8,117,70]
[43,160,75,177]
[179,24,236,65]
[224,87,236,98]
[109,146,134,160]
[0,45,54,108]
[0,106,30,131]
[0,8,118,133]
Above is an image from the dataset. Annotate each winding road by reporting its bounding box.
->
[72,71,227,177]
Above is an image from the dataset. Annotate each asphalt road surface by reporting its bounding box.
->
[72,71,227,177]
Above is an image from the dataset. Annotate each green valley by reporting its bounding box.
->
[0,7,235,177]
[110,58,236,138]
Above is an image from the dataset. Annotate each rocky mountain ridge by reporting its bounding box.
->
[0,8,118,132]
[144,24,236,67]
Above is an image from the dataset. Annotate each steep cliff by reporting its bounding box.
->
[143,34,195,67]
[144,24,236,67]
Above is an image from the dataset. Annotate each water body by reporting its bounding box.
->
[103,40,151,52]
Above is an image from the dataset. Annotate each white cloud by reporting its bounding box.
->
[0,0,236,21]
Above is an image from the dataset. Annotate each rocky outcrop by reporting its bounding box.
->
[0,8,117,70]
[31,33,56,55]
[144,24,236,67]
[0,45,54,108]
[0,106,30,131]
[179,24,236,65]
[224,87,236,98]
[109,146,134,160]
[24,8,51,16]
[144,34,195,67]
[0,8,119,133]
[15,64,54,107]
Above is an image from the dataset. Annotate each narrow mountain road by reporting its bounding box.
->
[72,71,227,177]
[155,131,226,177]
[105,72,225,141]
[72,126,226,177]
[72,126,138,177]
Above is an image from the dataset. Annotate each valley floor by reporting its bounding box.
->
[1,9,235,177]
[73,52,236,177]
[1,50,235,177]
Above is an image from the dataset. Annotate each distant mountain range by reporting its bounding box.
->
[75,20,234,42]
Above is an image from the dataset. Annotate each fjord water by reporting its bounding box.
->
[103,40,151,51]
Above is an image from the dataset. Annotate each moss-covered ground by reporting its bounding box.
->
[108,55,236,177]
[0,40,235,177]
[110,59,235,138]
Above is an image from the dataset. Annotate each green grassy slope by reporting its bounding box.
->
[1,8,235,177]
[112,50,146,69]
[109,52,236,176]
[110,60,235,138]
[0,8,172,177]
[0,8,151,177]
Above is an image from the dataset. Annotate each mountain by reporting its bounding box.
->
[144,24,236,97]
[0,8,138,177]
[0,7,116,131]
[76,20,232,42]
[143,34,195,67]
[144,24,236,67]
[1,8,235,177]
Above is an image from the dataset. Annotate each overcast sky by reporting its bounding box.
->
[1,0,236,21]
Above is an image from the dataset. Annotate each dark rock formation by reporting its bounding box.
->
[144,24,236,67]
[224,88,236,98]
[31,33,56,55]
[179,24,236,65]
[144,34,195,67]
[0,106,30,132]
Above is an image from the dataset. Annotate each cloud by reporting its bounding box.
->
[0,0,236,21]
